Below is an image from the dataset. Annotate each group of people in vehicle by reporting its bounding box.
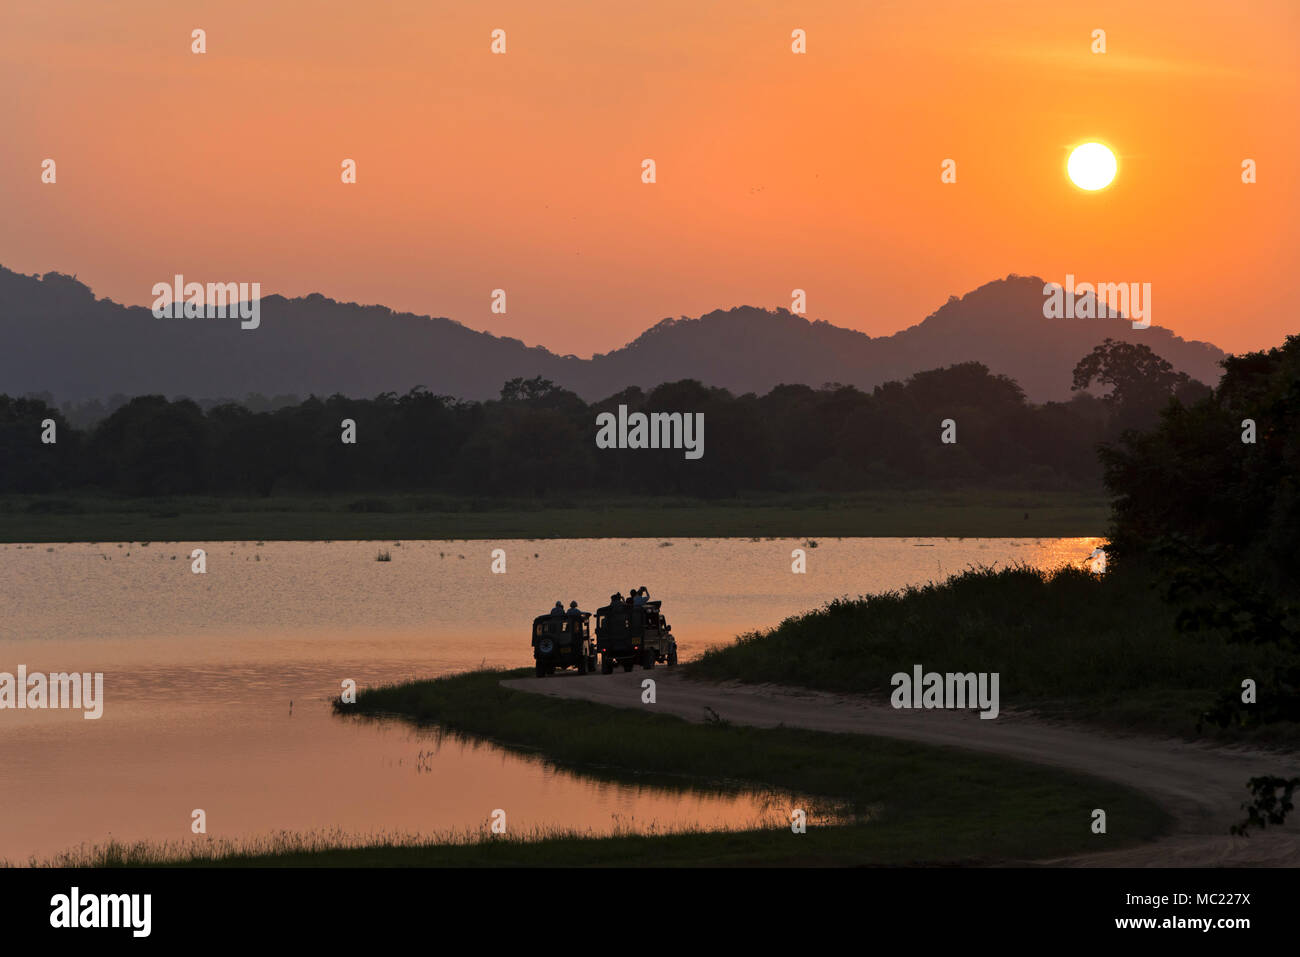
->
[534,585,674,675]
[547,586,652,619]
[609,585,652,611]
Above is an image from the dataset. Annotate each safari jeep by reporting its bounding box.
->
[595,599,678,673]
[532,612,595,677]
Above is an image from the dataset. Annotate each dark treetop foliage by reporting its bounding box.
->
[1101,334,1300,748]
[1,362,1136,499]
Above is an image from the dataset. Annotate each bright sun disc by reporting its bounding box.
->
[1067,143,1117,191]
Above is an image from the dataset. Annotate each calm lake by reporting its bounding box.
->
[0,536,1099,862]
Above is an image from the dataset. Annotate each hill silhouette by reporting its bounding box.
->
[0,267,1224,404]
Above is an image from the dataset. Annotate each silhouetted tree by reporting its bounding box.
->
[1073,339,1197,432]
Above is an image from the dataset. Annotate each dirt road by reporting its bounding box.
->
[501,670,1300,866]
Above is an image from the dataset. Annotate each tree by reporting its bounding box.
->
[1072,339,1194,432]
[87,396,208,495]
[499,376,558,403]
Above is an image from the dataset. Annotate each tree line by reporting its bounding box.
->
[0,342,1208,499]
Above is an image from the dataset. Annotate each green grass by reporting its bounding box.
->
[59,668,1170,867]
[690,563,1300,747]
[0,489,1108,542]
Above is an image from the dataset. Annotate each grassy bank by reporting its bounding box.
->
[0,489,1107,543]
[690,564,1300,747]
[76,668,1169,866]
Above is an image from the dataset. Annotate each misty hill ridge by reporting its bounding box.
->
[0,267,1225,403]
[589,277,1223,401]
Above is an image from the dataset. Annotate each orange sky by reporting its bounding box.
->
[2,0,1296,357]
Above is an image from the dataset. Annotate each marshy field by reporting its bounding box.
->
[0,490,1108,543]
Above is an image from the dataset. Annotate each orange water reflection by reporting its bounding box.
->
[0,536,1101,861]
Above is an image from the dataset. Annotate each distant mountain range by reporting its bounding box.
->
[0,266,1225,405]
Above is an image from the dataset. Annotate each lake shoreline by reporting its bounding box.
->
[74,668,1168,867]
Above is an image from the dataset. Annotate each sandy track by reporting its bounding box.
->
[500,670,1300,866]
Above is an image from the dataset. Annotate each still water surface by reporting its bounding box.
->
[0,536,1099,861]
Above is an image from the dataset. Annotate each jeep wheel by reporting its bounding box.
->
[621,660,634,673]
[535,661,546,678]
[601,657,613,675]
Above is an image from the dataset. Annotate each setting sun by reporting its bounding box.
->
[1067,142,1118,191]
